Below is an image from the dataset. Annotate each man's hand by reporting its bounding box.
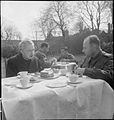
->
[50,57,57,65]
[74,67,85,76]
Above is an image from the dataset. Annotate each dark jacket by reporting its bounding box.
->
[6,53,42,77]
[35,50,51,69]
[81,51,113,89]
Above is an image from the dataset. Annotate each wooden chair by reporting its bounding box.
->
[0,98,7,120]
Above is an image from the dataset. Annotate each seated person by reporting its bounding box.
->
[6,39,42,77]
[74,35,113,89]
[57,47,77,63]
[35,42,56,69]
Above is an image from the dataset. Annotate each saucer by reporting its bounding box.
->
[16,83,33,89]
[46,82,67,88]
[17,75,21,79]
[30,76,42,83]
[67,81,82,84]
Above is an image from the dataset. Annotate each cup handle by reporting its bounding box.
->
[17,73,20,76]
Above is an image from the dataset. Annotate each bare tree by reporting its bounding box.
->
[2,25,22,40]
[1,18,22,40]
[104,1,113,24]
[31,7,57,40]
[75,1,112,31]
[49,1,72,38]
[31,1,73,40]
[73,16,84,33]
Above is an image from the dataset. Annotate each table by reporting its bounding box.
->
[2,75,114,120]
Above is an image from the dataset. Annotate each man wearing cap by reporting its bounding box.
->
[57,47,77,63]
[35,42,56,69]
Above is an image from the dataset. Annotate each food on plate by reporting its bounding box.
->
[30,76,37,81]
[40,68,54,78]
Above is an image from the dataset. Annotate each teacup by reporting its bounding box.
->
[20,76,29,87]
[17,71,28,78]
[68,74,79,83]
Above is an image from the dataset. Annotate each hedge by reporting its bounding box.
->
[1,45,19,58]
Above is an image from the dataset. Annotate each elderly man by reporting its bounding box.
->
[74,35,113,89]
[35,42,56,69]
[6,39,41,77]
[57,47,77,63]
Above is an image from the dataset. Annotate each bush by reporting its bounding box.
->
[1,45,19,58]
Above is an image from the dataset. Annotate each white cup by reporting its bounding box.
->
[68,74,79,83]
[17,71,28,78]
[20,76,29,87]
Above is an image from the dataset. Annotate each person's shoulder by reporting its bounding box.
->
[8,54,19,61]
[67,52,71,55]
[35,50,45,56]
[33,56,39,60]
[7,54,20,65]
[68,52,75,57]
[101,51,113,59]
[35,50,40,54]
[100,51,113,62]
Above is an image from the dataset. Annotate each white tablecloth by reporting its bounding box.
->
[2,75,114,120]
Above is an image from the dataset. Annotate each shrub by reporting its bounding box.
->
[1,45,19,58]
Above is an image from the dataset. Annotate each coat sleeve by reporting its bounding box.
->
[83,59,114,89]
[6,59,18,77]
[67,54,77,63]
[38,58,51,70]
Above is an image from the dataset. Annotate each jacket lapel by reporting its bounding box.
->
[88,52,102,68]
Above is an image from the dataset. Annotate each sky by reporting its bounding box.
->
[1,1,49,40]
[1,1,111,40]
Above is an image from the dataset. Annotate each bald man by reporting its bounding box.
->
[6,39,42,77]
[74,35,113,89]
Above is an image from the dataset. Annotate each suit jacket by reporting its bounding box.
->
[6,53,42,77]
[81,51,113,89]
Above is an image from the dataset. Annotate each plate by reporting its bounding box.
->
[17,75,21,79]
[67,81,82,84]
[38,73,60,80]
[30,76,42,83]
[46,82,67,88]
[16,83,33,89]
